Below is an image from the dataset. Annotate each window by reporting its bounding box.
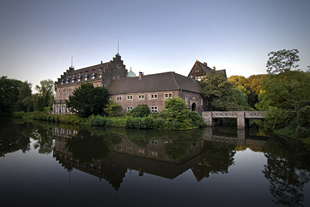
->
[151,140,158,145]
[185,95,188,105]
[67,107,71,113]
[138,149,145,155]
[116,145,122,151]
[127,106,133,111]
[150,94,157,99]
[127,95,133,100]
[164,93,172,98]
[151,106,158,113]
[99,72,102,78]
[69,89,72,96]
[92,73,96,79]
[58,90,60,99]
[63,89,66,99]
[126,147,133,153]
[116,96,122,101]
[61,105,65,113]
[84,74,88,81]
[138,94,145,100]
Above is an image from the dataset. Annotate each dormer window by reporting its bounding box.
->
[66,78,70,84]
[61,79,65,85]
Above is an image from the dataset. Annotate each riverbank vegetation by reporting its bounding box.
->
[13,97,204,131]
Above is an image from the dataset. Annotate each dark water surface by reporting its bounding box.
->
[1,117,310,207]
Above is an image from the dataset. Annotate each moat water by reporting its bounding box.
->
[1,117,310,207]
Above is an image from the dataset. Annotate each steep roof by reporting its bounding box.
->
[197,61,213,74]
[108,72,201,95]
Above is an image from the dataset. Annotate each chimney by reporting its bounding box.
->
[204,62,207,66]
[139,72,143,80]
[213,66,216,70]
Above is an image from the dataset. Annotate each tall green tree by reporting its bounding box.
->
[257,49,310,110]
[66,83,109,118]
[0,76,30,115]
[35,79,54,111]
[266,49,300,74]
[200,70,236,111]
[16,81,32,112]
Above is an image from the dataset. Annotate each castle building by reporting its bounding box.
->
[53,54,127,114]
[53,54,225,115]
[108,71,204,113]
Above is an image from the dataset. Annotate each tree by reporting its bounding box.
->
[257,49,310,111]
[104,100,122,117]
[257,71,310,110]
[0,76,27,115]
[66,83,109,118]
[129,104,150,117]
[266,49,300,74]
[16,81,32,112]
[200,70,236,111]
[35,79,54,111]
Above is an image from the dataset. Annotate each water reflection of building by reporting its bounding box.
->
[52,126,267,189]
[52,127,207,190]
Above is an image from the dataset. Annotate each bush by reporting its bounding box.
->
[129,104,150,117]
[296,126,310,138]
[295,100,310,112]
[104,101,122,117]
[296,106,310,128]
[264,107,295,131]
[44,107,52,112]
[13,111,25,118]
[59,114,87,124]
[90,115,107,126]
[189,111,204,127]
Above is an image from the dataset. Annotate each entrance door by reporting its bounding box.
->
[192,103,197,111]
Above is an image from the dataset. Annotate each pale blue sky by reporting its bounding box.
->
[0,0,309,91]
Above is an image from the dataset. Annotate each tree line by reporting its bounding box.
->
[0,77,54,115]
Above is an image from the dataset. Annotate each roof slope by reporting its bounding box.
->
[108,72,201,95]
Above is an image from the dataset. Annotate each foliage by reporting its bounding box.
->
[200,70,236,111]
[263,107,295,131]
[66,83,109,118]
[188,111,204,127]
[129,104,150,117]
[232,88,250,110]
[34,79,54,111]
[256,71,310,110]
[126,117,155,129]
[161,97,203,130]
[296,106,310,128]
[266,49,300,74]
[89,115,107,126]
[247,74,267,95]
[104,100,122,117]
[59,114,88,124]
[0,76,27,115]
[105,116,127,128]
[295,100,310,112]
[16,81,33,112]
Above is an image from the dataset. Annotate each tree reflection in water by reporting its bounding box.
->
[263,137,310,207]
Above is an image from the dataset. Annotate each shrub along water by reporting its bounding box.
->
[12,97,205,130]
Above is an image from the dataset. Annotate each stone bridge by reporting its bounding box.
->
[202,111,266,128]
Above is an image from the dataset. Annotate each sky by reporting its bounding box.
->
[0,0,309,92]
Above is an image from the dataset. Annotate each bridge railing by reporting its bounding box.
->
[202,111,266,128]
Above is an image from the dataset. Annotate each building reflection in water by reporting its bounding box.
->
[52,126,267,190]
